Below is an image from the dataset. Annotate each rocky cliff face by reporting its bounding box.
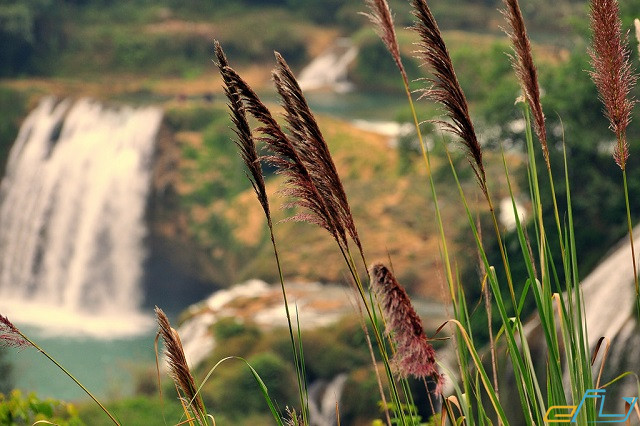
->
[143,121,220,312]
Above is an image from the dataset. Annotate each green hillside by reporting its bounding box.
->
[2,0,639,300]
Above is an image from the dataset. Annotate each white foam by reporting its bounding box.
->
[298,38,358,93]
[1,297,154,339]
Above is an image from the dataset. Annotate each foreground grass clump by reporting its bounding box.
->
[210,0,640,423]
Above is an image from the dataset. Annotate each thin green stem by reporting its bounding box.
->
[268,226,309,425]
[484,189,518,312]
[621,168,640,320]
[19,332,121,425]
[402,82,455,296]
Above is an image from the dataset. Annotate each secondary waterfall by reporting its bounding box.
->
[0,97,162,337]
[298,38,358,93]
[308,373,348,426]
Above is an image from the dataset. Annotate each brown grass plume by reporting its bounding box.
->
[363,0,408,85]
[370,263,443,392]
[502,0,549,167]
[155,306,207,423]
[215,41,271,224]
[0,314,30,349]
[589,0,637,169]
[216,56,346,250]
[412,0,486,194]
[273,52,362,253]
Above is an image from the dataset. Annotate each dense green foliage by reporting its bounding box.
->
[0,0,589,78]
[0,0,65,76]
[194,317,377,421]
[0,89,27,175]
[351,30,421,93]
[0,390,83,425]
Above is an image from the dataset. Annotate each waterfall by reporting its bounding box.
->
[308,373,348,426]
[298,38,358,93]
[0,97,162,337]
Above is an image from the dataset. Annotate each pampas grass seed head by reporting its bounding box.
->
[215,40,271,224]
[502,0,549,167]
[273,52,362,252]
[363,0,408,84]
[370,263,443,390]
[155,307,206,420]
[0,314,30,349]
[589,0,637,169]
[412,0,486,194]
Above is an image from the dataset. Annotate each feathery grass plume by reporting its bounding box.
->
[214,41,270,224]
[363,0,408,85]
[412,0,486,194]
[0,314,30,348]
[155,307,207,423]
[219,64,343,246]
[273,52,362,253]
[635,19,640,56]
[370,263,443,392]
[502,0,549,167]
[284,407,303,426]
[590,2,640,318]
[216,41,310,423]
[2,313,121,425]
[589,0,636,169]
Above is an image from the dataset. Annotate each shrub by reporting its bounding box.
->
[0,390,83,426]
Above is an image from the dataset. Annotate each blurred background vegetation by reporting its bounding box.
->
[2,0,640,423]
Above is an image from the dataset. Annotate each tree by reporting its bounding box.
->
[0,0,64,77]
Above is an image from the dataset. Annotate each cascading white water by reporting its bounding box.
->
[308,373,348,426]
[0,97,162,337]
[298,38,358,93]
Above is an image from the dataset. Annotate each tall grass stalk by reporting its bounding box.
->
[0,314,121,425]
[588,0,640,319]
[215,40,309,424]
[156,307,210,425]
[214,41,417,424]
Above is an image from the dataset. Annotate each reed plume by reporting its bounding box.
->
[370,263,443,392]
[215,41,271,224]
[589,0,640,319]
[216,41,310,423]
[218,63,344,248]
[155,306,207,423]
[589,0,636,169]
[273,53,362,254]
[635,19,640,56]
[0,314,30,348]
[363,0,408,85]
[502,0,549,167]
[412,0,486,195]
